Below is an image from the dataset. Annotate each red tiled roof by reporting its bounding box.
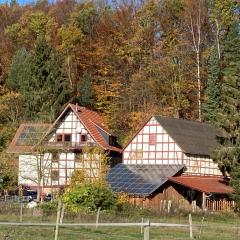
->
[52,104,121,152]
[8,104,121,153]
[169,176,233,194]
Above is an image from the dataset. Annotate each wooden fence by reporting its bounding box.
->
[206,199,235,212]
[0,217,193,240]
[0,195,29,202]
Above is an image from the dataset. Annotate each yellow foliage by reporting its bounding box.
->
[117,192,129,205]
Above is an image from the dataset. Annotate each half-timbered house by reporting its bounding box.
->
[8,104,121,194]
[108,116,234,211]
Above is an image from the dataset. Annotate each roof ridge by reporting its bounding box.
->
[154,115,210,125]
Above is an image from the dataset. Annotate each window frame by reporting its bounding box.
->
[149,133,156,145]
[51,170,59,181]
[64,134,72,142]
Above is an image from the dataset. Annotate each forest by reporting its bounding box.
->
[0,0,239,201]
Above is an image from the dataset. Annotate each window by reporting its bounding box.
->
[64,134,72,142]
[51,170,59,181]
[109,136,116,146]
[56,134,62,142]
[132,150,143,160]
[80,134,87,142]
[149,134,156,145]
[52,153,59,163]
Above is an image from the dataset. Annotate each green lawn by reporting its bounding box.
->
[0,223,238,240]
[0,204,239,240]
[0,212,239,240]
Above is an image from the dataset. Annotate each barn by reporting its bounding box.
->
[108,116,234,212]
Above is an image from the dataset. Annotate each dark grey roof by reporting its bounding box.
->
[155,116,220,156]
[107,164,184,197]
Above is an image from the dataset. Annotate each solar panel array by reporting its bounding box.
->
[107,164,184,197]
[16,126,49,146]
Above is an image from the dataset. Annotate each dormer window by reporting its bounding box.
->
[64,134,72,142]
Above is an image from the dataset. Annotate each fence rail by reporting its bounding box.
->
[0,220,192,240]
[0,222,189,227]
[0,196,29,202]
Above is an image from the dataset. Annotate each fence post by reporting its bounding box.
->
[144,219,150,240]
[96,207,101,228]
[189,213,193,239]
[141,217,144,234]
[20,202,23,223]
[54,199,62,240]
[167,200,172,213]
[198,216,205,239]
[60,204,65,224]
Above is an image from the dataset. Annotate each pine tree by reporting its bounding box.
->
[202,47,221,123]
[77,72,94,107]
[7,48,31,91]
[23,38,71,121]
[214,23,240,209]
[8,40,71,122]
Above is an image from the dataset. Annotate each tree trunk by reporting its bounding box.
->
[67,53,73,87]
[197,50,201,122]
[215,20,221,60]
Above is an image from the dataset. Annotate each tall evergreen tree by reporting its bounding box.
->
[202,47,221,123]
[77,72,94,108]
[214,23,240,209]
[23,38,71,121]
[7,48,31,91]
[7,39,71,122]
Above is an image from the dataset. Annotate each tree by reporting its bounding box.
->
[211,0,235,59]
[77,72,95,107]
[0,152,17,193]
[214,23,240,209]
[28,38,70,121]
[202,47,221,123]
[18,127,53,202]
[7,48,31,92]
[7,38,71,122]
[62,146,116,212]
[0,86,22,124]
[183,0,210,121]
[10,0,18,7]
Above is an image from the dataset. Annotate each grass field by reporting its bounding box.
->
[0,205,239,239]
[0,221,239,240]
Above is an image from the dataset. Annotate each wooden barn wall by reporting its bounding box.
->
[128,182,202,212]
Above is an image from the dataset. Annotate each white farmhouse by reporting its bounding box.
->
[8,104,121,194]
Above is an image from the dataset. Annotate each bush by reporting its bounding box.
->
[39,201,58,212]
[62,182,117,212]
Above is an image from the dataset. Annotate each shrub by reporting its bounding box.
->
[62,182,117,212]
[39,201,58,211]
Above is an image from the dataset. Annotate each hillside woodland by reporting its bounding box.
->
[0,0,239,206]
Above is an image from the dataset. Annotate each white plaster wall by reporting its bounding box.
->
[123,117,182,165]
[49,110,95,144]
[19,155,38,186]
[123,117,222,176]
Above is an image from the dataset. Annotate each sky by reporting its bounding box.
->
[0,0,36,4]
[0,0,52,5]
